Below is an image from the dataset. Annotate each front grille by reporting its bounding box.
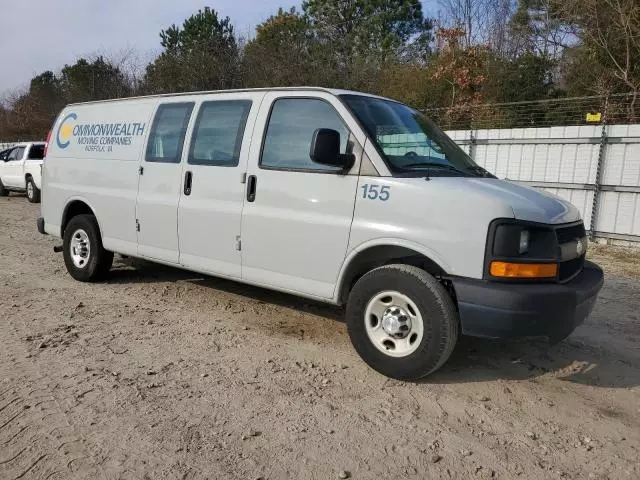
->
[556,223,586,245]
[555,222,586,282]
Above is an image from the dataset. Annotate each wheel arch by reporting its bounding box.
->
[61,198,102,238]
[334,239,450,305]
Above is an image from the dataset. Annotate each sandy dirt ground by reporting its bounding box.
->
[1,194,639,480]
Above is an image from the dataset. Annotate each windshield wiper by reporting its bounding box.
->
[467,165,496,178]
[400,162,471,176]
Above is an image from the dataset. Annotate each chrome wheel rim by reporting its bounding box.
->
[27,182,33,198]
[70,229,90,268]
[364,291,424,358]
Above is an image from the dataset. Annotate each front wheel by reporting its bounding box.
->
[346,264,459,380]
[26,177,40,203]
[63,215,113,282]
[0,179,8,197]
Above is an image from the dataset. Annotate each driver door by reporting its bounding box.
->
[240,92,362,299]
[3,146,26,187]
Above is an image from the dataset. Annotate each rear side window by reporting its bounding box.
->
[188,100,252,167]
[146,103,194,163]
[260,98,350,171]
[28,144,45,160]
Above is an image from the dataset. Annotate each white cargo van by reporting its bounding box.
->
[38,88,603,379]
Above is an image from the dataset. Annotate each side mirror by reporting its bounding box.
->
[309,128,354,170]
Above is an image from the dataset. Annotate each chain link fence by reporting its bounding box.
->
[422,93,640,130]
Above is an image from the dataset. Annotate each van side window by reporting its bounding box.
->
[261,98,350,171]
[146,103,194,163]
[188,100,252,167]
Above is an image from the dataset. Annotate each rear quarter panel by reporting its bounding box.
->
[24,159,43,189]
[43,100,157,254]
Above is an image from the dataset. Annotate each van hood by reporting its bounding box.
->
[462,178,581,224]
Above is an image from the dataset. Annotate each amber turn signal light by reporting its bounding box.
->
[490,261,558,278]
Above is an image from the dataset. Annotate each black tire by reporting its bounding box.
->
[26,177,41,203]
[0,179,8,197]
[62,214,114,282]
[346,264,459,380]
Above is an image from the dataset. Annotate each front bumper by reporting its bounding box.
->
[452,261,604,342]
[37,217,46,235]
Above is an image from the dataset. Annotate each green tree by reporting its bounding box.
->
[0,103,16,140]
[243,8,335,87]
[11,71,66,138]
[302,0,433,90]
[303,0,432,60]
[144,7,240,93]
[556,0,639,119]
[379,62,448,108]
[484,53,556,103]
[60,57,132,103]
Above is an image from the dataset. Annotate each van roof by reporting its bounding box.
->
[68,87,394,106]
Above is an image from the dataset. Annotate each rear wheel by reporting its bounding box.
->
[26,177,40,203]
[346,264,459,380]
[0,179,8,197]
[63,215,113,282]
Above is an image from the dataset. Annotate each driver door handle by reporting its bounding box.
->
[184,171,193,196]
[246,175,257,202]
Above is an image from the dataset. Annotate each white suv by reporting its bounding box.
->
[0,142,46,203]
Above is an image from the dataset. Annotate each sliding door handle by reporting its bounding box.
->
[184,171,193,195]
[246,175,257,202]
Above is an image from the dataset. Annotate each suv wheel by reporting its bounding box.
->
[26,177,41,203]
[346,264,459,380]
[63,215,114,282]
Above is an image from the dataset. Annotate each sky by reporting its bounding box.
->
[0,1,289,95]
[0,0,432,96]
[0,1,434,96]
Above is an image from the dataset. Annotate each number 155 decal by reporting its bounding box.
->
[361,184,391,201]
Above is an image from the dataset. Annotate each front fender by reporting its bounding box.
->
[332,237,451,303]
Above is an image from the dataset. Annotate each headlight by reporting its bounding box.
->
[486,221,558,280]
[491,223,556,259]
[519,230,529,254]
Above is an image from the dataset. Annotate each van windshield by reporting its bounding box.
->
[340,95,492,178]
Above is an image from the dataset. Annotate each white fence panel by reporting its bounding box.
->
[447,123,640,244]
[597,192,640,236]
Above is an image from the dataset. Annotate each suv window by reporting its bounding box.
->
[0,148,13,161]
[261,98,349,171]
[8,147,25,161]
[188,100,252,167]
[28,144,45,160]
[146,103,194,163]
